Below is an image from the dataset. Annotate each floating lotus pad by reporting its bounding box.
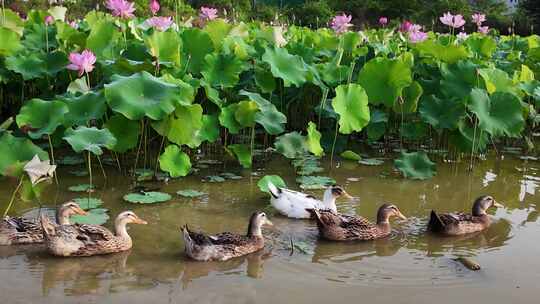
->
[72,197,104,209]
[296,176,336,190]
[71,208,110,225]
[394,151,436,180]
[340,150,362,161]
[123,191,172,204]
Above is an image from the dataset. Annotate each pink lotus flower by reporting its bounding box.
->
[478,26,489,34]
[379,17,388,26]
[145,16,173,31]
[440,12,466,29]
[330,14,353,33]
[69,20,79,29]
[199,6,218,21]
[457,32,468,40]
[409,24,423,33]
[409,30,428,43]
[45,15,54,25]
[150,0,160,15]
[400,20,412,32]
[105,0,136,19]
[67,50,96,77]
[471,13,486,26]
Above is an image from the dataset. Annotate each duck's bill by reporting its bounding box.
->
[342,191,354,199]
[75,208,88,216]
[134,217,148,225]
[493,202,504,208]
[264,219,274,227]
[397,211,407,220]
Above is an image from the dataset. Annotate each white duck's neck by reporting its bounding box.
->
[115,219,131,240]
[322,189,337,212]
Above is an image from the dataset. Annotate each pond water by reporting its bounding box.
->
[0,153,539,303]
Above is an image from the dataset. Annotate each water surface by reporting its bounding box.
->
[0,153,539,303]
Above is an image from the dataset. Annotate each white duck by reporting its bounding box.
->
[267,182,352,219]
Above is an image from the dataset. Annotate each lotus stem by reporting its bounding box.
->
[96,155,107,179]
[3,177,24,217]
[133,119,145,176]
[330,119,339,168]
[250,125,255,166]
[317,88,328,126]
[154,135,166,177]
[87,151,93,198]
[47,135,59,185]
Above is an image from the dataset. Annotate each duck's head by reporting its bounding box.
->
[376,203,407,224]
[247,211,273,237]
[115,211,148,225]
[472,195,503,216]
[328,185,353,200]
[58,201,88,217]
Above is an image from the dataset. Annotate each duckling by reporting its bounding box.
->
[428,195,503,236]
[182,211,273,261]
[267,182,352,219]
[307,204,407,241]
[0,201,87,246]
[41,211,147,257]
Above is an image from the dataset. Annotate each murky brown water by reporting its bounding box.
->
[1,152,539,303]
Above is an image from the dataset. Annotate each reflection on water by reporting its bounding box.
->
[0,153,539,303]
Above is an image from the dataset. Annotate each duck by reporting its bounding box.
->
[307,204,407,241]
[41,211,147,257]
[267,182,352,219]
[428,195,503,236]
[182,211,273,261]
[0,201,87,246]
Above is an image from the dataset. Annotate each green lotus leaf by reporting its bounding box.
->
[105,72,182,120]
[240,90,286,135]
[165,104,203,148]
[257,175,287,193]
[468,89,524,137]
[394,151,436,180]
[306,122,324,157]
[22,21,56,51]
[181,28,214,74]
[123,191,172,204]
[0,27,22,56]
[63,126,117,155]
[19,178,51,202]
[449,119,489,153]
[205,19,232,49]
[358,158,384,166]
[104,115,140,153]
[1,9,24,36]
[275,132,308,159]
[219,103,242,134]
[195,114,220,144]
[235,100,258,127]
[202,82,223,107]
[201,52,245,88]
[296,176,336,190]
[16,98,69,139]
[61,92,106,127]
[393,81,423,113]
[159,145,191,178]
[86,19,121,60]
[415,40,468,63]
[516,65,535,83]
[71,208,110,225]
[440,61,478,100]
[0,133,49,176]
[400,121,428,140]
[177,189,206,198]
[419,95,465,130]
[72,197,104,210]
[262,47,307,87]
[5,53,46,80]
[160,74,195,106]
[254,66,276,93]
[144,30,181,66]
[358,57,412,107]
[366,109,388,141]
[332,84,370,134]
[341,150,361,161]
[43,51,69,76]
[466,36,497,58]
[228,144,252,168]
[478,68,518,95]
[68,184,95,192]
[320,61,350,86]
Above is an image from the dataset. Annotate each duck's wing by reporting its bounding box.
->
[4,216,41,233]
[340,215,379,238]
[184,226,216,246]
[68,224,114,244]
[211,232,251,246]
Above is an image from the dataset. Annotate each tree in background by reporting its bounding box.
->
[519,0,540,33]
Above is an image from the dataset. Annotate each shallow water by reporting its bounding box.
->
[0,153,539,303]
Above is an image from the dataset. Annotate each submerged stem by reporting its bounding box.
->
[330,119,339,168]
[47,135,58,185]
[3,177,24,217]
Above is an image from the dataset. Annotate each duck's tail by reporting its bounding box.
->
[306,208,321,222]
[267,182,281,199]
[427,210,445,233]
[40,214,56,238]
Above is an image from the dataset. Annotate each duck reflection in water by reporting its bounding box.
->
[312,236,402,263]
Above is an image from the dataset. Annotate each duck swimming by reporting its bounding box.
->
[307,204,406,241]
[41,211,147,257]
[267,182,352,219]
[182,211,273,261]
[428,195,503,236]
[0,201,87,246]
